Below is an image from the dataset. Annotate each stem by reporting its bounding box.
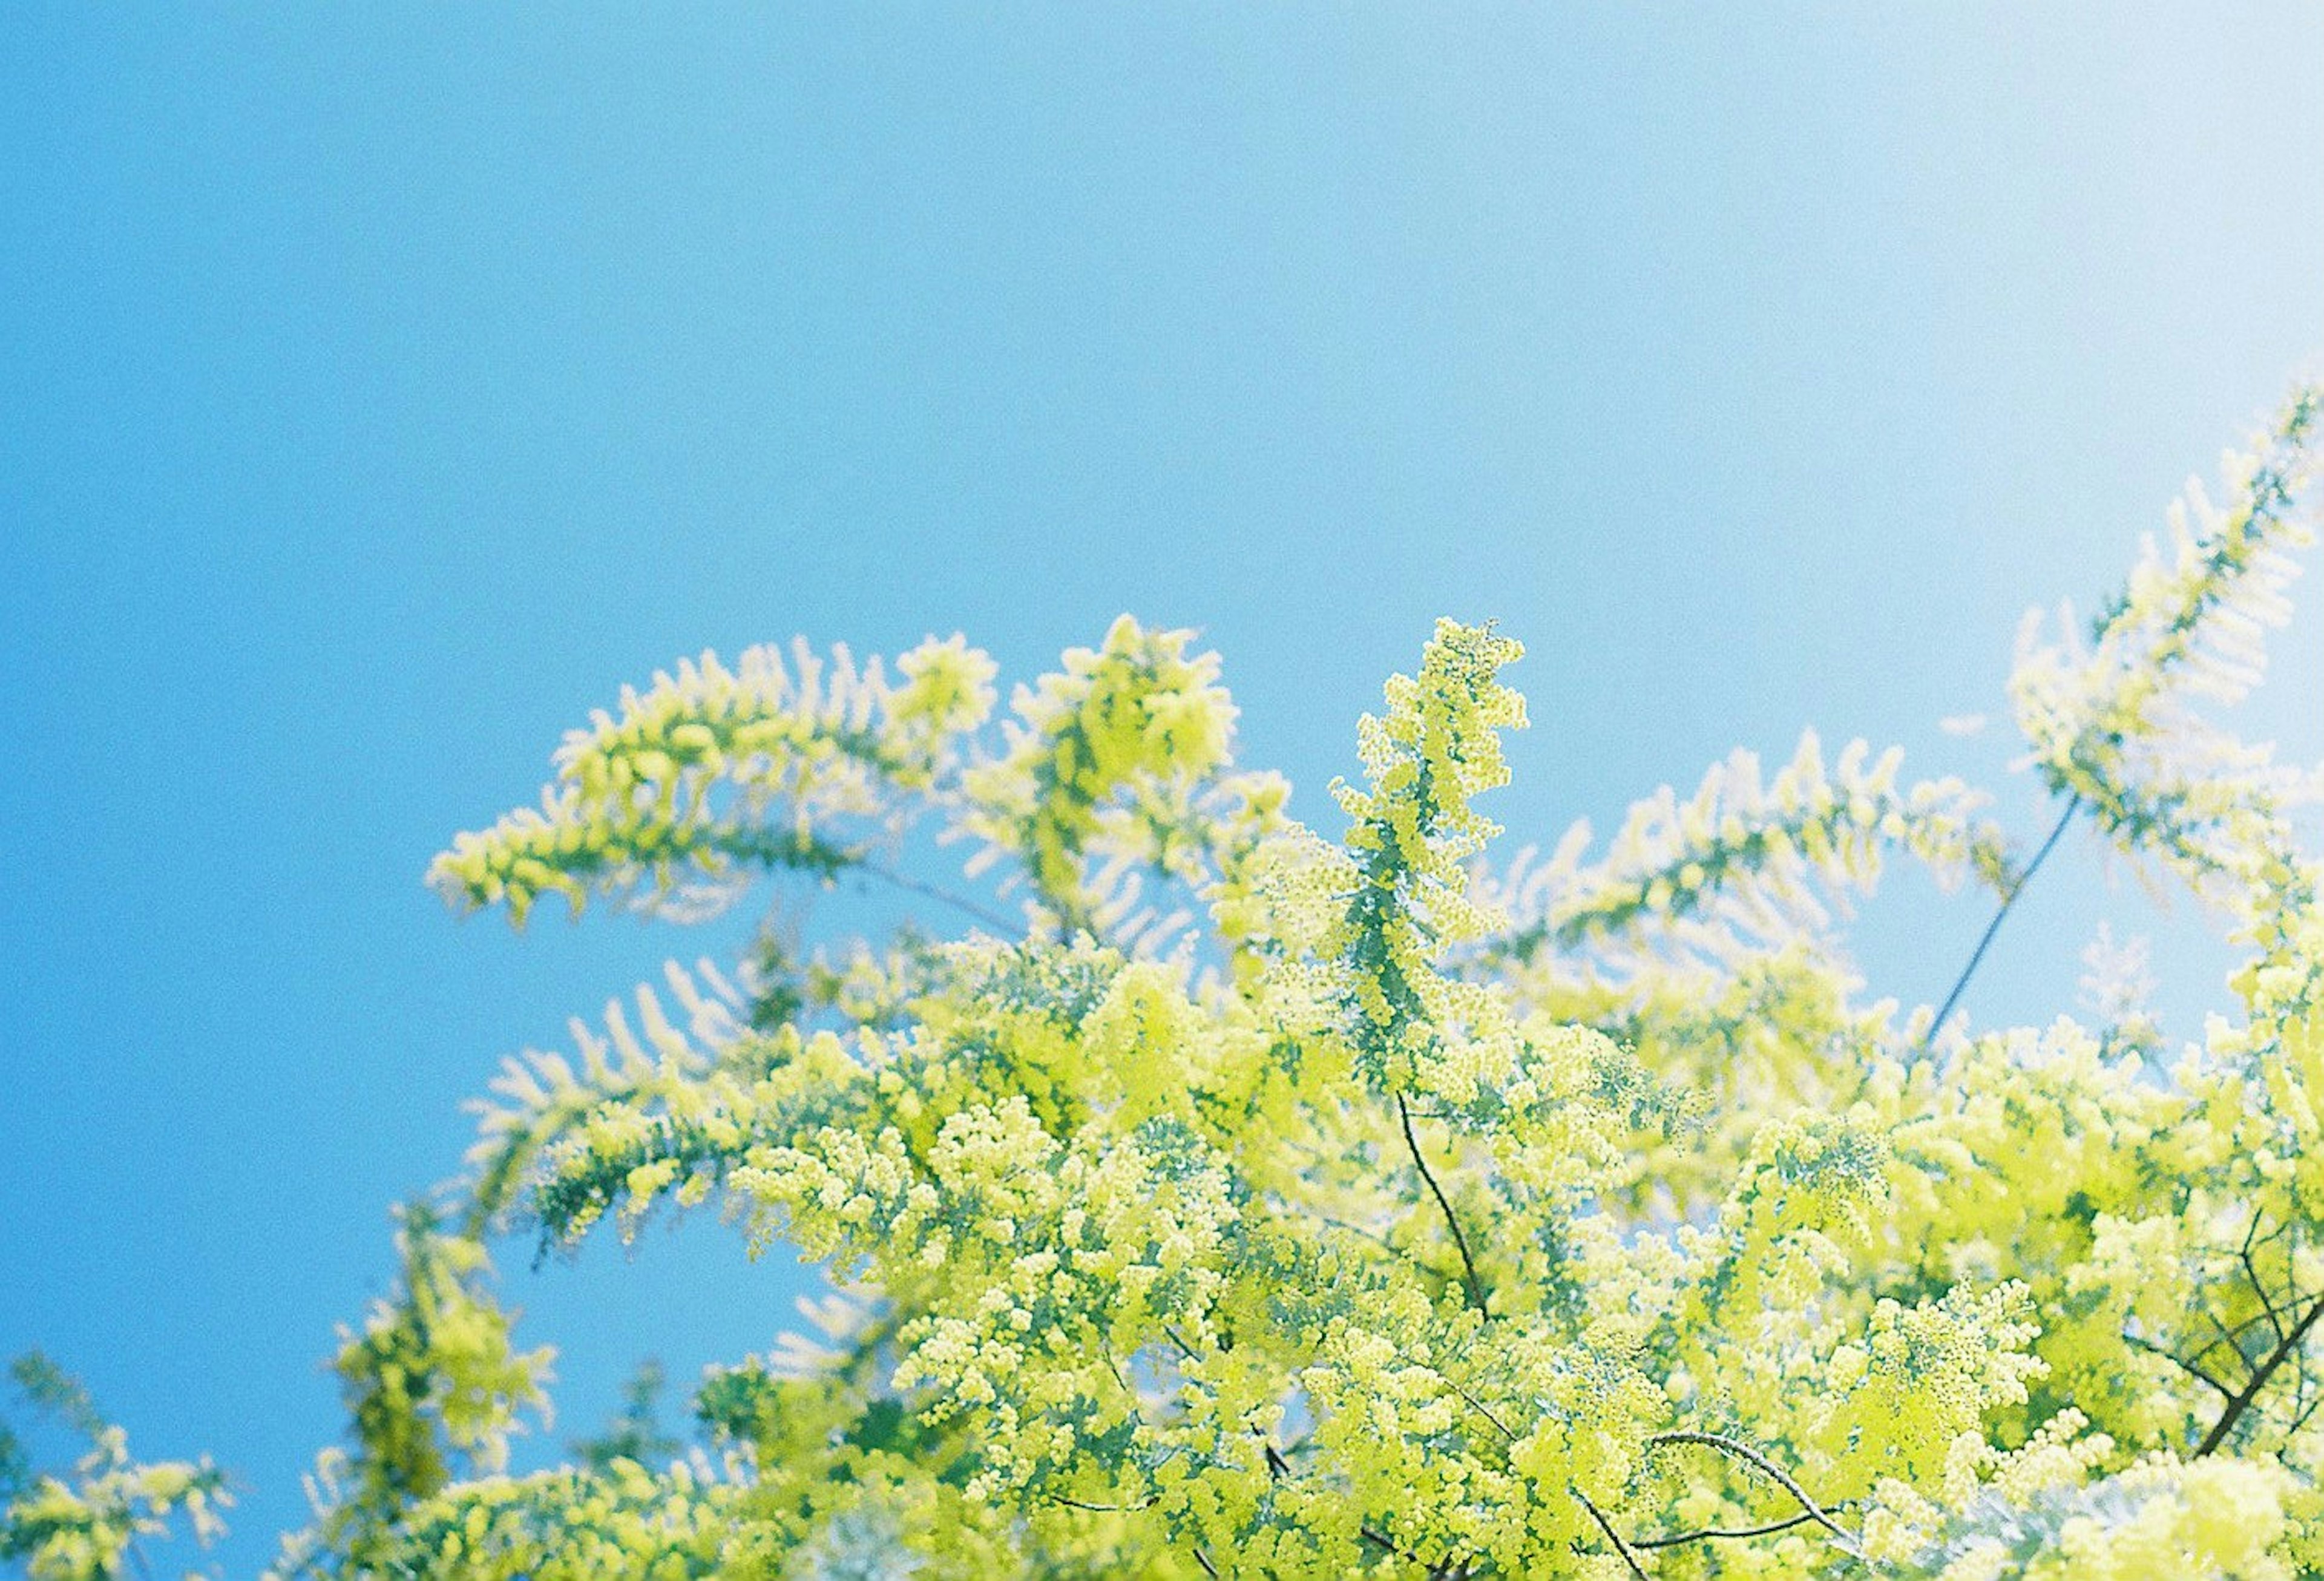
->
[1399,1093,1488,1315]
[1646,1432,1859,1557]
[1634,1511,1816,1550]
[1440,1373,1517,1445]
[2239,1216,2286,1344]
[2122,1332,2235,1399]
[856,857,1022,936]
[1922,793,2082,1052]
[1572,1484,1649,1579]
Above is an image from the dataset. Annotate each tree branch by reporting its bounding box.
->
[2187,1300,2276,1373]
[856,857,1022,936]
[2196,1291,2324,1457]
[1634,1511,1816,1550]
[1439,1371,1517,1446]
[2239,1216,2287,1344]
[1399,1092,1487,1315]
[2123,1332,2235,1399]
[1921,793,2081,1052]
[1571,1484,1649,1579]
[1646,1432,1859,1557]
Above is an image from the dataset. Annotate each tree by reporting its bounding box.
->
[5,388,2321,1579]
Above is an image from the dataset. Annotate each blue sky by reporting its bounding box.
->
[2,7,2319,1573]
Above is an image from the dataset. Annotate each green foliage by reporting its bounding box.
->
[0,1354,228,1581]
[14,390,2324,1579]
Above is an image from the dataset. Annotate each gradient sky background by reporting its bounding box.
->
[2,7,2320,1574]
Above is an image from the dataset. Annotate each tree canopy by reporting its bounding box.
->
[7,389,2322,1579]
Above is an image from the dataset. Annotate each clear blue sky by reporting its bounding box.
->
[2,7,2319,1573]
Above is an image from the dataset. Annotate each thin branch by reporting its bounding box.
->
[1266,1440,1430,1570]
[1921,793,2081,1052]
[1440,1373,1517,1445]
[1646,1432,1860,1557]
[1634,1511,1817,1550]
[2123,1332,2236,1399]
[1317,1210,1463,1299]
[2291,1342,2316,1438]
[2196,1291,2324,1457]
[1398,1092,1488,1315]
[1190,1546,1218,1578]
[1353,1514,1434,1573]
[856,857,1023,936]
[2285,1213,2306,1316]
[1096,1340,1133,1401]
[2187,1299,2274,1372]
[1571,1484,1649,1580]
[2239,1216,2286,1344]
[2288,1373,2324,1438]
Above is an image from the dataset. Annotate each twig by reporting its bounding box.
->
[1646,1432,1859,1557]
[2288,1370,2324,1438]
[2122,1332,2236,1399]
[2187,1300,2274,1372]
[1439,1373,1517,1445]
[1265,1440,1430,1569]
[1398,1092,1488,1315]
[857,857,1022,936]
[1571,1484,1649,1579]
[1633,1511,1816,1550]
[2291,1341,2319,1439]
[2240,1215,2287,1344]
[1921,793,2081,1052]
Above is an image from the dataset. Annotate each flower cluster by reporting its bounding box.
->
[427,636,996,925]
